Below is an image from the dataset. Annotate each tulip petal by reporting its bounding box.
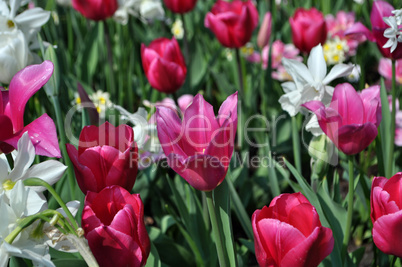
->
[288,203,321,237]
[0,115,14,142]
[382,174,402,210]
[336,122,378,155]
[8,61,53,131]
[344,22,376,42]
[360,86,381,127]
[373,210,402,258]
[147,57,186,93]
[110,204,137,237]
[217,91,238,127]
[371,176,389,222]
[82,205,103,235]
[331,83,364,125]
[204,13,232,47]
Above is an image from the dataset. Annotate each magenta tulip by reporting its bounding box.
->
[302,83,381,155]
[252,193,334,267]
[141,37,187,94]
[204,0,259,48]
[66,121,138,194]
[156,92,238,191]
[82,186,150,267]
[290,8,327,54]
[72,0,118,21]
[345,1,402,60]
[0,61,60,158]
[163,0,197,14]
[371,173,402,257]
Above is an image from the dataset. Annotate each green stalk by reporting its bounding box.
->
[342,156,355,262]
[235,49,245,97]
[205,190,228,267]
[387,59,396,177]
[51,95,76,201]
[291,116,302,174]
[103,21,116,99]
[4,225,23,244]
[24,178,79,230]
[180,13,192,93]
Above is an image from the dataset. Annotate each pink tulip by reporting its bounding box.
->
[257,12,272,49]
[156,92,238,191]
[82,186,150,267]
[252,193,334,267]
[141,37,187,94]
[302,83,381,155]
[72,0,118,21]
[290,8,327,54]
[379,58,402,85]
[163,0,197,14]
[0,61,60,158]
[66,121,138,194]
[204,0,259,48]
[371,173,402,257]
[345,1,402,59]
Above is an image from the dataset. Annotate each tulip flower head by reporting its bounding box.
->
[0,61,61,158]
[252,192,334,267]
[66,121,138,194]
[156,92,238,191]
[163,0,198,14]
[290,8,327,54]
[141,37,187,94]
[371,173,402,257]
[82,186,150,267]
[302,83,382,155]
[204,0,259,48]
[72,0,118,21]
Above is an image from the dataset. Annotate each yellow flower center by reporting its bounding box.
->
[7,20,15,29]
[75,97,81,104]
[99,97,106,105]
[3,179,16,191]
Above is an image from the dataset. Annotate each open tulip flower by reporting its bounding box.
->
[66,121,138,194]
[156,92,238,191]
[82,185,150,267]
[252,193,334,267]
[204,0,259,48]
[302,83,381,155]
[141,37,187,94]
[289,8,327,54]
[345,0,402,59]
[72,0,118,21]
[0,61,60,158]
[371,173,402,257]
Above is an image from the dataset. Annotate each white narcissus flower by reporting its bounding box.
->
[279,44,354,135]
[383,16,402,53]
[0,132,67,195]
[113,0,164,25]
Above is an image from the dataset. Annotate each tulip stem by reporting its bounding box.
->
[387,59,396,178]
[181,14,192,93]
[103,21,116,100]
[235,48,244,97]
[23,178,79,231]
[206,190,228,267]
[342,155,355,262]
[291,116,302,174]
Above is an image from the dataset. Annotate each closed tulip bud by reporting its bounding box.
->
[163,0,197,14]
[141,37,187,94]
[66,121,138,194]
[290,8,327,54]
[72,0,118,21]
[257,12,272,49]
[82,186,150,267]
[204,0,259,48]
[252,193,334,267]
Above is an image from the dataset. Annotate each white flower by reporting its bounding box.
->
[392,9,402,25]
[346,63,361,83]
[383,16,402,53]
[171,18,184,39]
[279,44,354,135]
[323,37,349,65]
[0,132,67,195]
[113,0,164,25]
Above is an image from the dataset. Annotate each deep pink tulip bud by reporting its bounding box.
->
[0,61,60,158]
[252,193,334,267]
[66,121,138,194]
[163,0,198,14]
[204,0,259,48]
[257,12,272,49]
[371,173,402,257]
[72,0,118,21]
[82,186,150,267]
[156,92,238,191]
[141,37,187,94]
[290,8,327,54]
[302,83,382,155]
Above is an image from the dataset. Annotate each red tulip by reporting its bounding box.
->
[290,8,327,54]
[163,0,197,14]
[66,121,138,194]
[141,37,187,94]
[156,92,238,191]
[82,186,150,267]
[252,193,334,267]
[345,1,402,60]
[204,0,259,48]
[371,173,402,257]
[302,83,381,155]
[0,61,60,158]
[72,0,118,21]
